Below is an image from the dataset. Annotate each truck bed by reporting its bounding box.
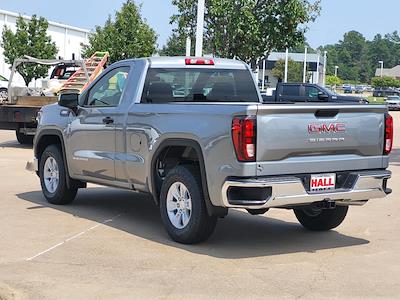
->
[7,96,58,107]
[0,96,58,130]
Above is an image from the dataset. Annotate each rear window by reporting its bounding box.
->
[141,68,259,103]
[281,85,300,96]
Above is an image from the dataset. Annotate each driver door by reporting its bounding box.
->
[67,66,130,183]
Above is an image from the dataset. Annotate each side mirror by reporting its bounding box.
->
[59,93,79,109]
[318,92,329,101]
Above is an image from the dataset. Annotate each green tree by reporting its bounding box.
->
[159,32,193,56]
[323,31,368,82]
[1,15,57,86]
[326,75,342,86]
[171,0,321,65]
[82,0,157,63]
[289,40,316,54]
[320,30,400,83]
[371,76,400,88]
[272,59,305,83]
[366,33,400,79]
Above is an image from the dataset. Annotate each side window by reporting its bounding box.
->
[86,66,130,107]
[306,86,320,100]
[281,85,300,96]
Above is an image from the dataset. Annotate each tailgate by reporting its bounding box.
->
[256,104,387,176]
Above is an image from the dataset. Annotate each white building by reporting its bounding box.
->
[375,65,400,79]
[257,51,325,89]
[0,9,90,80]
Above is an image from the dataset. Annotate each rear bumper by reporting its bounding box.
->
[221,170,391,209]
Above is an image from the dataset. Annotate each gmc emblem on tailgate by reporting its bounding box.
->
[308,123,346,134]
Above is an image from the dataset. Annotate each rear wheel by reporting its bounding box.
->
[294,205,348,231]
[39,145,78,205]
[16,130,33,145]
[159,165,217,244]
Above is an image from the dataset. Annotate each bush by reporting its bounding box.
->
[326,75,342,86]
[371,76,400,88]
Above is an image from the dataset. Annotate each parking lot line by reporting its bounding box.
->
[25,213,122,261]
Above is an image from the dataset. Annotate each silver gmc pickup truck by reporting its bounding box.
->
[32,57,393,244]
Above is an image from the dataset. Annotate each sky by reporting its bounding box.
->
[0,0,399,48]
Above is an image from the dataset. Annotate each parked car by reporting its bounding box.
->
[262,83,369,104]
[386,95,400,110]
[343,84,352,94]
[355,85,365,94]
[0,74,8,101]
[31,57,392,244]
[373,88,400,98]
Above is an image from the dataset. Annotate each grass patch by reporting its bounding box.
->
[367,96,386,104]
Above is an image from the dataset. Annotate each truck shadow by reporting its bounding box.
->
[0,140,32,149]
[17,188,368,259]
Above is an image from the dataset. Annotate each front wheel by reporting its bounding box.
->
[294,205,348,231]
[159,165,217,244]
[39,145,78,205]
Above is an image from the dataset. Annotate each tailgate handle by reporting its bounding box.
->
[315,110,339,118]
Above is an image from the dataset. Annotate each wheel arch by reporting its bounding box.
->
[35,129,73,188]
[150,138,227,217]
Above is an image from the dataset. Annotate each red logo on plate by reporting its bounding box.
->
[311,178,335,189]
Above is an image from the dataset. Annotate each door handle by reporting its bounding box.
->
[102,117,114,124]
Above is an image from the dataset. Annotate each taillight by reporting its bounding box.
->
[232,116,256,162]
[384,113,393,155]
[185,58,214,65]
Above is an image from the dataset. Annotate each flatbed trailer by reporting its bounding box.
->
[0,56,89,144]
[1,53,108,144]
[0,96,57,144]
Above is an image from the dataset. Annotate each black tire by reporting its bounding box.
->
[294,205,348,231]
[159,165,217,244]
[39,145,78,205]
[16,130,34,145]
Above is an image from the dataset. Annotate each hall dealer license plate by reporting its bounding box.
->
[310,173,336,191]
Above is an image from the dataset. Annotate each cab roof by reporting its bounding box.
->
[146,56,249,70]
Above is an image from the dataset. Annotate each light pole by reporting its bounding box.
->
[334,66,339,77]
[316,50,320,84]
[195,0,205,57]
[334,66,339,92]
[284,48,289,83]
[322,51,327,86]
[262,59,266,91]
[379,61,384,77]
[186,36,191,57]
[303,46,308,83]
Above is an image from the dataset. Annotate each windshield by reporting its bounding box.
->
[0,75,8,82]
[141,68,259,103]
[317,85,336,96]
